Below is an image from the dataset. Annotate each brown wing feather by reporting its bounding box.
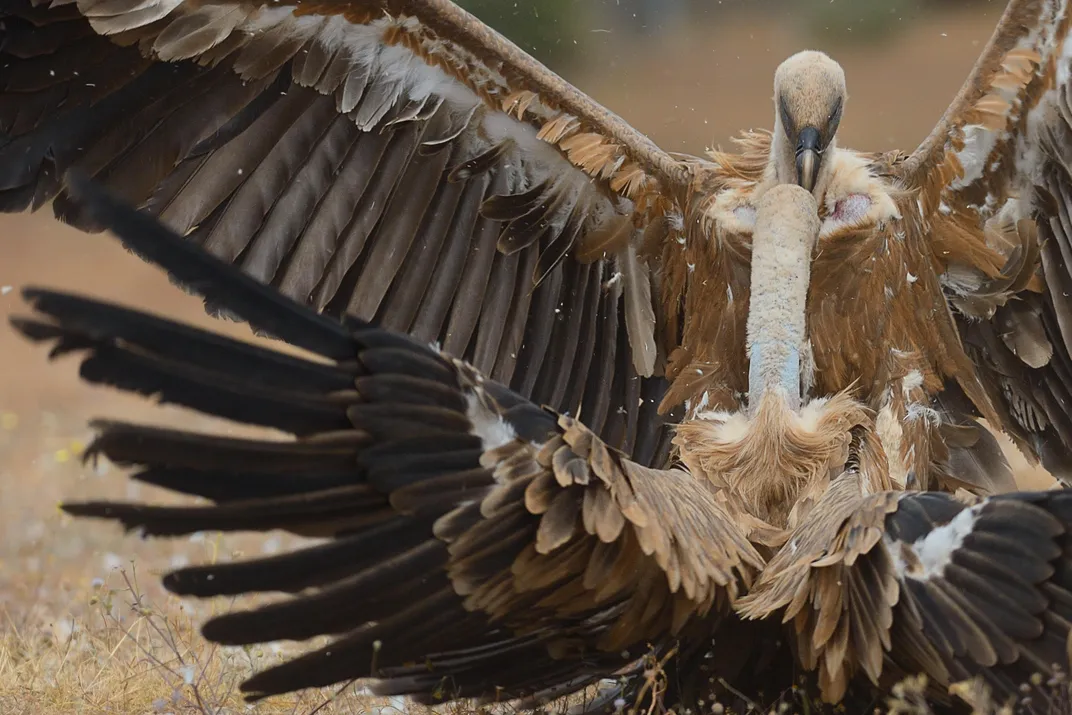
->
[739,473,1072,712]
[467,414,762,651]
[896,0,1072,480]
[13,181,760,705]
[898,0,1055,205]
[0,0,699,466]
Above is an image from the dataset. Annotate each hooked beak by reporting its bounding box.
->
[795,126,822,192]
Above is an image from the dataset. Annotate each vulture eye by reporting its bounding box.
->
[779,96,795,133]
[828,98,843,124]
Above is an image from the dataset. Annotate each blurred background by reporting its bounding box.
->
[0,0,1053,708]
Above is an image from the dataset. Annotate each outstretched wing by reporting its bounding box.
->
[0,0,694,465]
[896,0,1072,478]
[740,471,1072,711]
[10,178,761,704]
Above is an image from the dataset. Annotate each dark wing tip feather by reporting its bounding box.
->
[8,315,60,343]
[62,172,355,360]
[60,501,147,533]
[9,314,97,357]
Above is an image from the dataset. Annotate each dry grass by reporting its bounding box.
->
[0,564,375,715]
[0,406,412,715]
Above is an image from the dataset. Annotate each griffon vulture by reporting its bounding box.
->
[7,0,1072,709]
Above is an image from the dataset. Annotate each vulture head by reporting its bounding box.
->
[772,50,847,193]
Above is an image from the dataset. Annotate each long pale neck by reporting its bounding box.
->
[746,187,820,413]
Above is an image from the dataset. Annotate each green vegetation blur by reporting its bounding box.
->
[456,0,989,72]
[455,0,582,69]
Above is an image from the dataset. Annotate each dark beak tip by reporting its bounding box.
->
[795,127,823,191]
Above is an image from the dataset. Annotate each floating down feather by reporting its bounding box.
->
[6,0,1072,709]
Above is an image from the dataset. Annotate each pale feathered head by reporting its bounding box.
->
[773,51,847,191]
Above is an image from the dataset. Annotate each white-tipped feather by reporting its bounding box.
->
[891,505,981,581]
[466,392,518,454]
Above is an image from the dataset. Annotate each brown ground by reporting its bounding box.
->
[0,3,1056,713]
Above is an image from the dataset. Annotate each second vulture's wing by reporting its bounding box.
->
[0,0,694,465]
[9,177,762,704]
[895,0,1072,479]
[739,471,1072,713]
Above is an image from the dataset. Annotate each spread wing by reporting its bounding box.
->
[896,0,1072,478]
[739,471,1072,711]
[10,178,761,704]
[0,0,696,465]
